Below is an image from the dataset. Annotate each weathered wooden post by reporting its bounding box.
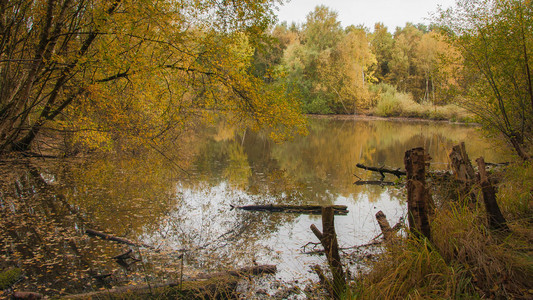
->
[375,210,394,241]
[310,206,346,299]
[449,142,477,201]
[404,147,432,240]
[476,157,509,231]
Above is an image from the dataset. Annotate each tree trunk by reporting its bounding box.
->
[310,206,346,299]
[404,147,432,240]
[375,210,394,241]
[476,157,509,231]
[449,142,478,201]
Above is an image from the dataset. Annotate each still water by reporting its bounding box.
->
[0,117,510,296]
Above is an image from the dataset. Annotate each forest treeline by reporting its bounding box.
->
[0,0,531,159]
[254,6,458,115]
[253,2,532,160]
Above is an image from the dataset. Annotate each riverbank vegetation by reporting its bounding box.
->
[350,160,533,299]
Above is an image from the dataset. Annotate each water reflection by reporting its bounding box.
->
[0,117,510,296]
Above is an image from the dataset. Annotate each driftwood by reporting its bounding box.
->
[85,228,155,249]
[405,148,432,240]
[231,204,348,215]
[375,211,395,241]
[356,163,406,179]
[310,206,346,299]
[65,265,276,299]
[476,157,509,231]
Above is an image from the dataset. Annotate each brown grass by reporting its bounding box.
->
[351,162,533,299]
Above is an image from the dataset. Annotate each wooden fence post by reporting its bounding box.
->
[404,147,432,240]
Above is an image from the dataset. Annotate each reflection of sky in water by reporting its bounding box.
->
[138,119,509,288]
[141,179,406,284]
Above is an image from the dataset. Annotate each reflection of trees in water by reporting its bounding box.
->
[0,161,125,295]
[268,118,508,202]
[0,156,190,296]
[0,119,508,296]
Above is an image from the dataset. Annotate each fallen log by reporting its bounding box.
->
[354,180,396,186]
[356,163,406,179]
[231,204,349,215]
[64,265,276,299]
[85,228,155,249]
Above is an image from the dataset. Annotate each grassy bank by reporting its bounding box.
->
[369,83,473,123]
[350,162,533,299]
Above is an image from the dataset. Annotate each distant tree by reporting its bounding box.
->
[388,24,424,99]
[370,23,394,82]
[436,0,532,160]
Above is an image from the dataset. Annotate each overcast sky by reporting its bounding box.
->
[275,0,457,31]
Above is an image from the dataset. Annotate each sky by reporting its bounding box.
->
[275,0,457,31]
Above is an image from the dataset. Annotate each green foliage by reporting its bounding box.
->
[436,0,533,160]
[304,96,333,114]
[370,83,471,121]
[0,268,22,290]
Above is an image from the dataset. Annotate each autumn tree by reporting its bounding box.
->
[278,6,375,113]
[436,0,532,160]
[370,23,394,82]
[388,24,424,99]
[0,0,306,154]
[318,26,376,113]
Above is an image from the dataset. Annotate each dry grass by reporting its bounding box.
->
[351,162,533,299]
[370,84,473,122]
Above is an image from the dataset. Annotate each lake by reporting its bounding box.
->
[0,117,511,296]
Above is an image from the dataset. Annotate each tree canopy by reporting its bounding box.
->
[0,0,306,154]
[436,0,533,160]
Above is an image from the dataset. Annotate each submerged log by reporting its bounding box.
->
[231,204,349,215]
[476,157,509,231]
[354,180,396,186]
[85,228,155,249]
[356,163,406,179]
[12,291,43,299]
[65,265,276,299]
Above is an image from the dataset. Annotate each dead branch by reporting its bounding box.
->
[85,228,155,249]
[356,163,406,179]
